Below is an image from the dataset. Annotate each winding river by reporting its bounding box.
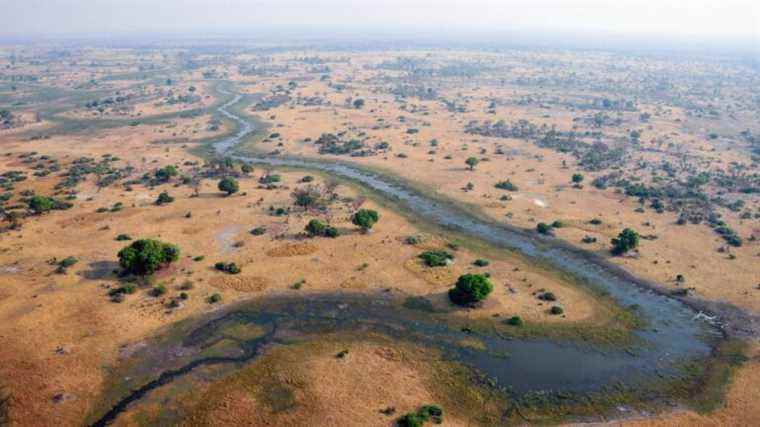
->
[90,90,726,425]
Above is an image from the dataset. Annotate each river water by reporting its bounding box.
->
[89,90,722,425]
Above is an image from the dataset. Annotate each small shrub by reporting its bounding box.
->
[259,174,281,184]
[419,250,453,267]
[305,219,326,236]
[208,293,222,304]
[58,256,78,268]
[115,234,132,241]
[397,413,423,427]
[154,165,178,182]
[214,262,241,274]
[495,180,518,191]
[405,235,422,245]
[506,316,523,326]
[550,306,564,315]
[324,226,339,238]
[155,191,174,205]
[27,195,54,214]
[397,404,443,426]
[538,291,557,301]
[473,259,490,267]
[152,284,167,297]
[536,222,552,234]
[418,405,443,423]
[305,219,339,238]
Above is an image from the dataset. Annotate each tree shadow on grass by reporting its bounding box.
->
[79,261,120,280]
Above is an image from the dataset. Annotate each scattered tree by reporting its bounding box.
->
[155,191,174,205]
[494,180,518,191]
[28,195,54,214]
[449,274,493,306]
[352,209,379,232]
[305,219,339,238]
[214,262,241,274]
[536,222,552,235]
[218,177,239,196]
[118,239,180,275]
[154,165,178,183]
[465,157,479,171]
[292,185,325,209]
[506,316,523,326]
[611,228,640,255]
[419,250,454,267]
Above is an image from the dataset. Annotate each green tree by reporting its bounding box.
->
[118,239,180,275]
[155,191,174,205]
[241,163,253,174]
[465,157,479,171]
[352,209,379,232]
[419,250,453,267]
[305,219,326,236]
[572,173,584,185]
[536,222,552,234]
[305,219,339,238]
[449,274,493,306]
[611,228,640,255]
[353,98,365,109]
[155,165,178,182]
[218,177,239,196]
[28,195,54,214]
[292,185,323,209]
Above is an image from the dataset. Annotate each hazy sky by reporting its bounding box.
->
[1,0,758,41]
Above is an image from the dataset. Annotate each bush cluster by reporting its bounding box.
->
[214,262,241,274]
[397,404,443,427]
[305,219,339,238]
[419,250,453,267]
